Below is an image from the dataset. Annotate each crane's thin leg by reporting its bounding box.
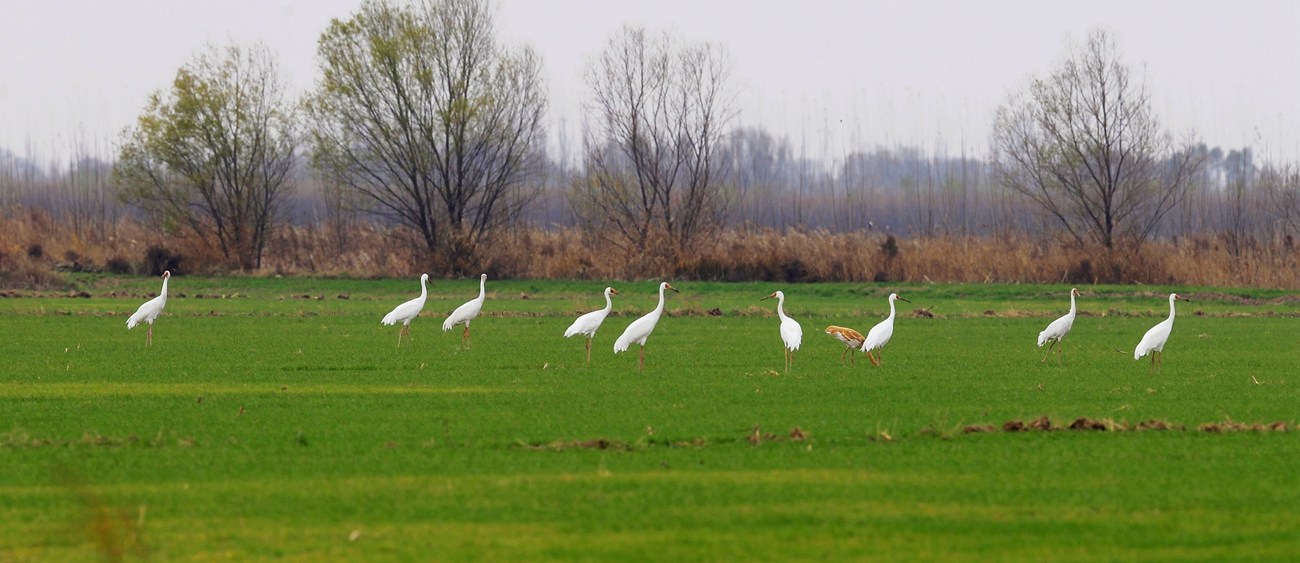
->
[638,345,645,371]
[1157,351,1163,373]
[397,326,404,347]
[463,325,471,349]
[841,348,848,364]
[1041,340,1054,364]
[877,349,883,366]
[586,337,592,362]
[147,325,153,347]
[867,350,880,367]
[1149,353,1155,374]
[850,349,856,365]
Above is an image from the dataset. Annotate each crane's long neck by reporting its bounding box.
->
[477,277,485,301]
[419,277,427,299]
[159,276,169,300]
[654,285,667,315]
[603,289,613,313]
[776,294,789,322]
[1167,295,1177,322]
[886,297,897,321]
[1068,292,1077,317]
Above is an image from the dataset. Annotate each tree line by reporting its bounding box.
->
[3,2,1299,278]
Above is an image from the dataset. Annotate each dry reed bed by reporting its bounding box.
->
[4,204,1300,289]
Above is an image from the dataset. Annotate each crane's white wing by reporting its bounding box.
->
[862,318,893,351]
[565,309,608,338]
[780,317,803,351]
[614,312,658,352]
[126,296,165,329]
[1037,314,1074,346]
[382,296,425,326]
[1134,319,1172,359]
[443,299,483,331]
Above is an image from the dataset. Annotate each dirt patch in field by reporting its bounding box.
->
[1068,418,1108,431]
[963,424,997,434]
[746,426,780,445]
[516,438,630,451]
[1135,419,1183,431]
[1184,292,1300,306]
[1028,416,1056,431]
[1198,420,1290,433]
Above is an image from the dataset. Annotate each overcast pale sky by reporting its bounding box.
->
[1,0,1297,162]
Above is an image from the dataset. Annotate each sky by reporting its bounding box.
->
[1,0,1297,163]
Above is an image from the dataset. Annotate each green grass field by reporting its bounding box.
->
[2,277,1298,561]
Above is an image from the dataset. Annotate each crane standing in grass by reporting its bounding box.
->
[564,287,623,362]
[760,291,802,373]
[126,271,170,346]
[381,273,429,347]
[825,326,865,364]
[861,293,910,366]
[614,282,679,371]
[1037,287,1080,364]
[443,274,487,349]
[1134,293,1189,373]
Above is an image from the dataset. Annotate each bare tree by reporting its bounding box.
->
[1265,163,1300,245]
[114,42,297,270]
[305,0,546,274]
[574,26,736,257]
[991,28,1203,250]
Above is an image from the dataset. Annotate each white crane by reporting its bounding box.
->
[443,274,487,349]
[760,290,803,373]
[860,293,910,366]
[614,282,679,371]
[126,271,170,346]
[825,326,865,364]
[1134,292,1189,373]
[1037,287,1080,364]
[564,287,623,362]
[381,273,429,347]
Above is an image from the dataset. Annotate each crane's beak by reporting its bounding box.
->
[610,289,622,296]
[897,296,911,303]
[665,284,680,293]
[760,293,775,301]
[1179,296,1191,302]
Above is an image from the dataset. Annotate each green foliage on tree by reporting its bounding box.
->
[305,0,547,275]
[115,43,298,270]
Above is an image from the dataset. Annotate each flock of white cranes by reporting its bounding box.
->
[126,272,1189,373]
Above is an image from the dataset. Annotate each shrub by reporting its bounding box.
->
[106,257,133,275]
[143,247,183,276]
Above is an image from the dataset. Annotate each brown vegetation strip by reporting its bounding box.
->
[8,198,1300,289]
[9,419,1293,453]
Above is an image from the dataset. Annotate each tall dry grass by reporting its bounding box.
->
[3,204,1299,289]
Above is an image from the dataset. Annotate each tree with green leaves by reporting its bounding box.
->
[115,42,297,270]
[305,0,547,274]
